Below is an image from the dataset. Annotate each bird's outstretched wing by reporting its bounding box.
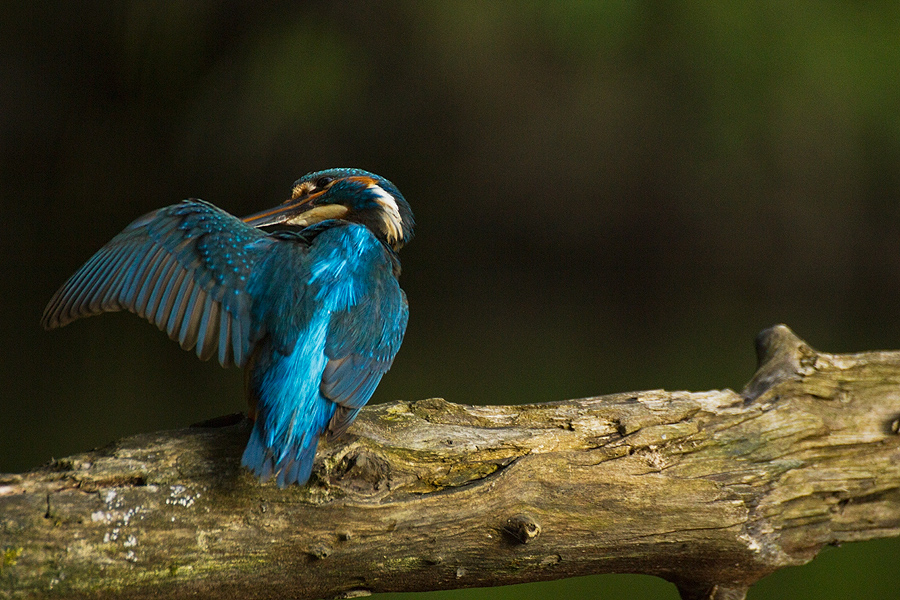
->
[321,279,409,437]
[41,200,272,368]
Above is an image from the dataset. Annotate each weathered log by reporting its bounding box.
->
[2,325,899,600]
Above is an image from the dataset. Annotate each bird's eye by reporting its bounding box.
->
[314,176,334,189]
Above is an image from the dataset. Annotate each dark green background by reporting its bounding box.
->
[2,2,899,598]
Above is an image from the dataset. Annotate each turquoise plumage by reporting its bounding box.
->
[42,168,414,486]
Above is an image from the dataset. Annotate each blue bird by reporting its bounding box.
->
[42,168,414,486]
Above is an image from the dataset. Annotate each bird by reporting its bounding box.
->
[41,168,414,486]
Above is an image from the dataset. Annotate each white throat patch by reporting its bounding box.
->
[369,183,404,246]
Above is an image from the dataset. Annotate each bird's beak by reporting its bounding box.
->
[242,190,348,228]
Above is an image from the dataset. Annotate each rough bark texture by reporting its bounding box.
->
[2,325,899,600]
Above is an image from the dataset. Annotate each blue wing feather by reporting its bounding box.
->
[322,271,408,436]
[41,200,270,368]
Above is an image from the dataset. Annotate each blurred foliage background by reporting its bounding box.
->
[2,2,899,598]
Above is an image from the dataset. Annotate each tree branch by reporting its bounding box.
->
[2,325,900,600]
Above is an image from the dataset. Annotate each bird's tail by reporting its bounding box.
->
[241,328,337,486]
[242,419,321,486]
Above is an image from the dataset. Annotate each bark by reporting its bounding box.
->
[2,325,899,600]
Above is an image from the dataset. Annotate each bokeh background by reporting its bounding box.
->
[2,2,899,599]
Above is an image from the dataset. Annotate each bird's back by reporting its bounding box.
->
[242,222,408,486]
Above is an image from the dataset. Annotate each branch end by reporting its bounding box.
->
[742,325,817,401]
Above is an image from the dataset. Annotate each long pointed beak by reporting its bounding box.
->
[242,195,317,228]
[242,190,350,229]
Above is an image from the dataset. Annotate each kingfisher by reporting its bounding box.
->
[41,168,414,486]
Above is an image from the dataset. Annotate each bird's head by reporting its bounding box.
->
[243,168,414,251]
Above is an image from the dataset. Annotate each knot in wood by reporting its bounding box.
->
[330,449,390,493]
[505,513,541,544]
[308,544,332,560]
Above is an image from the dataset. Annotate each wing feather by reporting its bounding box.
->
[231,305,246,367]
[320,269,409,437]
[57,249,118,320]
[177,284,205,351]
[121,244,164,307]
[42,200,271,368]
[132,247,169,314]
[143,257,180,323]
[164,269,195,336]
[197,295,221,361]
[218,306,233,366]
[154,266,187,326]
[94,249,142,313]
